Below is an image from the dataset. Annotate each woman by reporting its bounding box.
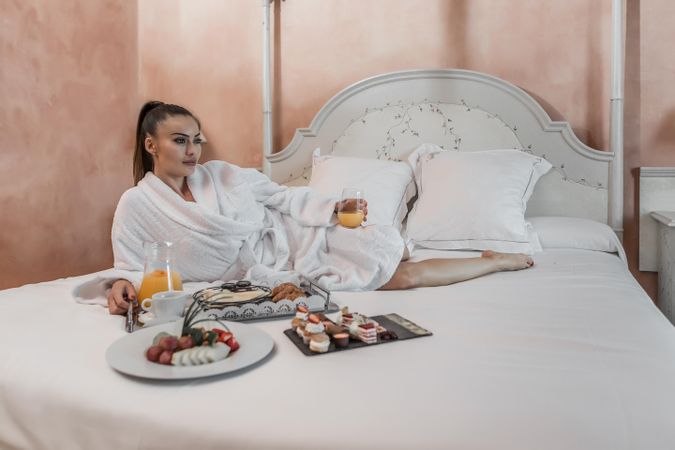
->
[107,101,533,315]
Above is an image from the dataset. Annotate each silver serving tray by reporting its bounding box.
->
[191,278,332,322]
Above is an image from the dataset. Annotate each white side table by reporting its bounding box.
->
[651,211,675,325]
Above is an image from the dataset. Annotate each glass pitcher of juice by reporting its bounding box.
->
[137,241,183,305]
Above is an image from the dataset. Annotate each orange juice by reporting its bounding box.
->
[137,269,183,304]
[338,211,364,228]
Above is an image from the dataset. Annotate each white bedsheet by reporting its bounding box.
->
[1,249,675,450]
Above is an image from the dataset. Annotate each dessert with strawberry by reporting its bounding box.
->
[295,305,309,321]
[305,314,325,334]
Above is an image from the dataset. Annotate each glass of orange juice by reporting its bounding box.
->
[137,241,183,305]
[337,188,366,228]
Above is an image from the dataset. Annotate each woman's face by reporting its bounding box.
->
[145,115,202,180]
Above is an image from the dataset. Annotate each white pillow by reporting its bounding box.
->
[529,216,627,262]
[406,144,551,254]
[309,150,416,229]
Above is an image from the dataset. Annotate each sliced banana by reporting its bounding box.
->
[208,342,230,362]
[181,350,194,366]
[171,349,192,366]
[169,343,232,366]
[187,347,201,365]
[171,351,182,366]
[195,347,209,364]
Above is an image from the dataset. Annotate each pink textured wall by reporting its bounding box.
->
[138,0,262,167]
[3,0,674,299]
[0,0,137,289]
[274,0,612,152]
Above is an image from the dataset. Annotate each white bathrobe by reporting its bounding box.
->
[74,161,404,303]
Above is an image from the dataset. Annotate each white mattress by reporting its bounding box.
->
[1,249,675,450]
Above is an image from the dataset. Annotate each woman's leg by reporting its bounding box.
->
[380,250,533,290]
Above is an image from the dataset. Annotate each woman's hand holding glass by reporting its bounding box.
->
[335,188,367,228]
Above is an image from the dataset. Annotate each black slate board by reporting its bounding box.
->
[284,313,432,356]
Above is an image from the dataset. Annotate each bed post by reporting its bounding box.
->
[609,0,625,240]
[262,0,273,175]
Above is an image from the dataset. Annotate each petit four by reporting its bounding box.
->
[357,323,378,344]
[295,305,309,321]
[305,314,325,334]
[309,333,330,353]
[332,332,350,348]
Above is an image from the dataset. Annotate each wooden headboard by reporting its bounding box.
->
[266,69,616,225]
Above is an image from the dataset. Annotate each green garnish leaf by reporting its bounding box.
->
[190,328,204,346]
[206,331,218,346]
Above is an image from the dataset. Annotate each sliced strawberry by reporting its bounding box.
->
[225,336,240,352]
[308,314,320,324]
[297,305,309,313]
[217,332,233,343]
[212,328,228,335]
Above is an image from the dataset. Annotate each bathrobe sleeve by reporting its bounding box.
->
[111,189,146,275]
[233,165,339,227]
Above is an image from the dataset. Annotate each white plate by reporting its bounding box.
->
[105,320,274,380]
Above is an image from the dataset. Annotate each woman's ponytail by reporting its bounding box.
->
[133,101,163,185]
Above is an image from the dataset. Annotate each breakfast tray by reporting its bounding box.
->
[191,278,332,322]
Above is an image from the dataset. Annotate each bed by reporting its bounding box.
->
[2,69,675,450]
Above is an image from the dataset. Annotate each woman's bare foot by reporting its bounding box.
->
[481,250,534,271]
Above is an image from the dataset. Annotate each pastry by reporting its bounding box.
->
[295,305,309,321]
[309,333,330,353]
[332,332,350,348]
[271,282,306,302]
[357,323,378,344]
[296,323,306,338]
[305,314,325,334]
[342,313,354,327]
